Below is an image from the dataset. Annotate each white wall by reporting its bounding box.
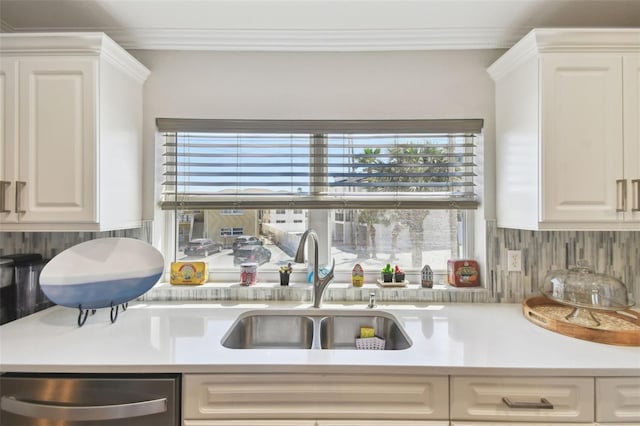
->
[131,49,503,252]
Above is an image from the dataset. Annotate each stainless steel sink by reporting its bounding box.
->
[319,312,411,350]
[221,312,314,349]
[221,310,411,350]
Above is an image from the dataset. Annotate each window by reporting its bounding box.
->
[220,227,244,236]
[160,119,482,282]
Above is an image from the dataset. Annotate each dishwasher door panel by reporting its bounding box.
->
[0,374,180,426]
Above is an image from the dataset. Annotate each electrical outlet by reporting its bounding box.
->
[507,250,522,272]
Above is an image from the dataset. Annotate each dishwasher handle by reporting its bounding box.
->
[1,395,167,421]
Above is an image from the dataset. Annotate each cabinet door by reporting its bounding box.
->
[540,54,624,224]
[624,53,640,222]
[184,374,448,421]
[17,59,97,224]
[184,421,316,426]
[450,376,594,423]
[318,421,448,425]
[0,57,18,224]
[451,423,595,425]
[596,377,640,423]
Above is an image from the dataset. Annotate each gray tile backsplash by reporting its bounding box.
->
[486,221,639,303]
[1,220,637,304]
[0,222,152,259]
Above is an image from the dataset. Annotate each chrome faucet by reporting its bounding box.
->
[294,229,335,308]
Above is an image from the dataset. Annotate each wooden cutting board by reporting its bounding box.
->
[523,295,640,346]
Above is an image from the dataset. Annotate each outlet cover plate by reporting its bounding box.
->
[507,250,522,272]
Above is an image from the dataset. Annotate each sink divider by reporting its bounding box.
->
[311,316,324,350]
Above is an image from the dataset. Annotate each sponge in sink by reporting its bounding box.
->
[360,327,375,338]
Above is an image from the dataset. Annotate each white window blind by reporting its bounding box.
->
[159,119,482,210]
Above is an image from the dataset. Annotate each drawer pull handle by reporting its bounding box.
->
[15,181,26,214]
[632,179,640,212]
[616,179,627,212]
[0,181,10,213]
[502,397,554,410]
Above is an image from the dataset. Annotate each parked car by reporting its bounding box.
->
[233,245,272,266]
[232,235,263,253]
[183,238,223,257]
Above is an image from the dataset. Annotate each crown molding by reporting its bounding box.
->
[488,28,640,81]
[111,27,529,51]
[3,26,530,51]
[0,32,150,82]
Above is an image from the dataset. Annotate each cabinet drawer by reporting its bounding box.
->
[450,376,594,423]
[184,421,315,426]
[596,377,640,423]
[451,423,593,426]
[319,422,448,425]
[184,374,448,420]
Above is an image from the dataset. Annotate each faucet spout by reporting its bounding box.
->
[294,229,335,308]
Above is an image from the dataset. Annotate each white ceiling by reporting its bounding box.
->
[1,0,639,51]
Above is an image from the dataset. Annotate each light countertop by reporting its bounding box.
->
[1,301,638,376]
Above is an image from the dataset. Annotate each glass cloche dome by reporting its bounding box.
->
[540,263,634,326]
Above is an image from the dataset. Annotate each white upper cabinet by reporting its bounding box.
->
[488,29,640,230]
[0,33,150,231]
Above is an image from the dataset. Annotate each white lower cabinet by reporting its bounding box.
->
[450,376,595,424]
[183,421,316,425]
[596,377,640,424]
[183,374,449,424]
[318,421,448,425]
[184,421,445,426]
[184,374,640,426]
[451,423,593,426]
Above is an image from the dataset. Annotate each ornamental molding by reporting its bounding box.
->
[2,26,530,51]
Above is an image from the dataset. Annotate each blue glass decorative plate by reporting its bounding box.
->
[40,238,164,310]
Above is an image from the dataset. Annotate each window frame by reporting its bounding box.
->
[158,119,482,285]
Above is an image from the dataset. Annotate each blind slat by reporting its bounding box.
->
[160,195,479,210]
[165,181,476,188]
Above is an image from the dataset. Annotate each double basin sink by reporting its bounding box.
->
[222,309,411,350]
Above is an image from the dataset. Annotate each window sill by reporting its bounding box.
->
[139,281,493,303]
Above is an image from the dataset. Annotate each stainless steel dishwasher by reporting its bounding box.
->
[0,373,180,425]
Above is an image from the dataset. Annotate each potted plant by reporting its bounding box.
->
[394,265,405,283]
[381,263,394,282]
[278,263,292,286]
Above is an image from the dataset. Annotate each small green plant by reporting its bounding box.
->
[381,263,394,282]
